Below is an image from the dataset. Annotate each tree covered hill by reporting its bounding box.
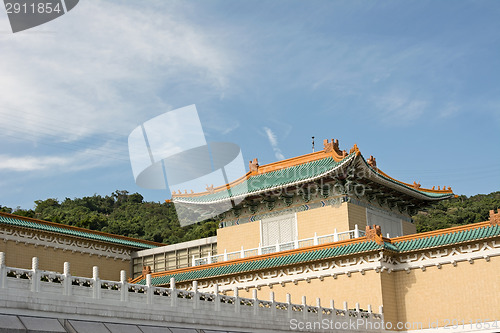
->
[1,190,499,244]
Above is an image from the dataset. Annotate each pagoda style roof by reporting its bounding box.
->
[0,212,163,249]
[131,217,500,286]
[170,139,455,209]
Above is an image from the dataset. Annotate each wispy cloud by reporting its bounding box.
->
[263,127,285,160]
[0,1,236,143]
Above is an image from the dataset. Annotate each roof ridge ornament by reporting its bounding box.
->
[323,139,348,157]
[249,158,259,173]
[365,225,384,245]
[490,209,500,226]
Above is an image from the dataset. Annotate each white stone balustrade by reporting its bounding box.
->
[0,252,384,333]
[193,225,365,266]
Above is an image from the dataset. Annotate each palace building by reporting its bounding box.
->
[0,138,498,332]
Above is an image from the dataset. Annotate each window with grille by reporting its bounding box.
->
[261,213,297,246]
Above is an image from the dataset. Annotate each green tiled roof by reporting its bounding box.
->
[0,215,157,249]
[137,223,500,286]
[393,224,500,252]
[139,240,383,285]
[174,154,355,204]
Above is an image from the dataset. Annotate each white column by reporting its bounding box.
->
[240,246,245,259]
[223,249,228,261]
[253,289,258,315]
[120,270,128,302]
[192,281,199,309]
[0,252,6,289]
[330,299,335,310]
[214,283,220,311]
[258,243,262,255]
[333,229,339,242]
[354,224,360,238]
[31,257,39,293]
[286,293,292,318]
[170,277,177,307]
[63,262,71,296]
[146,274,153,304]
[313,232,318,246]
[92,266,100,299]
[233,286,240,313]
[302,295,307,320]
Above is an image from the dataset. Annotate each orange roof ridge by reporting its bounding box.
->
[390,220,493,243]
[172,139,357,198]
[0,211,165,247]
[130,234,371,284]
[374,167,454,194]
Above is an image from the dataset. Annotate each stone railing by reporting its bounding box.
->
[193,225,365,266]
[0,252,384,332]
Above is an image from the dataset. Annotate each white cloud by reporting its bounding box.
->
[0,1,236,143]
[263,127,285,160]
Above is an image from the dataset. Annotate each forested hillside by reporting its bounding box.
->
[1,190,499,244]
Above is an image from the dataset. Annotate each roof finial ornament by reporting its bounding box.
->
[249,158,259,173]
[367,155,377,169]
[413,181,421,189]
[312,136,315,153]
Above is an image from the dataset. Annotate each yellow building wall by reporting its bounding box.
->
[238,270,383,311]
[393,256,500,329]
[0,239,130,280]
[346,202,368,230]
[216,221,261,253]
[297,203,350,239]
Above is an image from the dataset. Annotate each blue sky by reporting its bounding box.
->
[0,0,499,210]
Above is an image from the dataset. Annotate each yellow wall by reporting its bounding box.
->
[346,202,368,230]
[297,203,350,238]
[0,239,130,280]
[393,256,500,329]
[402,220,416,235]
[216,221,261,253]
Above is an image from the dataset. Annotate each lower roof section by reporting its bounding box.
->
[131,218,500,286]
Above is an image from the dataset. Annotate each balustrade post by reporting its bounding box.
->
[275,241,279,253]
[368,304,372,313]
[63,262,71,296]
[193,281,199,309]
[333,229,339,242]
[31,257,39,293]
[302,295,307,320]
[286,293,292,318]
[120,270,128,302]
[317,298,322,320]
[208,252,212,264]
[257,243,262,255]
[223,249,228,261]
[214,283,220,311]
[330,300,335,311]
[170,277,177,307]
[252,289,258,315]
[233,286,240,313]
[192,255,196,267]
[92,266,100,299]
[294,238,299,249]
[355,302,360,312]
[270,291,276,316]
[354,224,360,238]
[379,305,384,323]
[343,301,348,312]
[240,246,244,259]
[0,252,5,289]
[313,233,318,246]
[146,274,153,305]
